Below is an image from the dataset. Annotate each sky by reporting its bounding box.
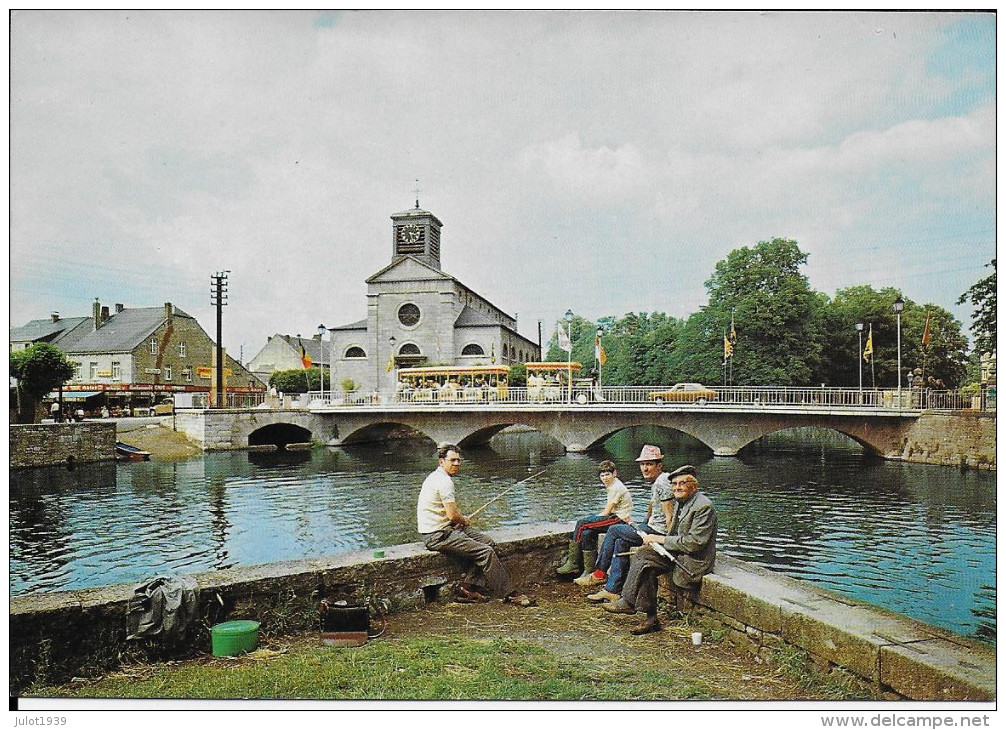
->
[9,10,996,362]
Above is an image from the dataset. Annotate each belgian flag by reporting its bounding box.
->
[299,339,313,369]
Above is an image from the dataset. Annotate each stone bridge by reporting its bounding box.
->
[174,404,930,459]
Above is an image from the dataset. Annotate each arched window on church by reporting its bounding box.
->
[345,346,366,359]
[399,343,421,356]
[461,344,484,356]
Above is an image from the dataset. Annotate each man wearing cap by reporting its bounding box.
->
[576,445,674,602]
[604,467,717,635]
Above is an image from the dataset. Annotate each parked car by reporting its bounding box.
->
[648,383,717,405]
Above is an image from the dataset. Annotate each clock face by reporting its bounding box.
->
[403,224,423,244]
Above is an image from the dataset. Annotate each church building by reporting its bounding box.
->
[324,202,541,398]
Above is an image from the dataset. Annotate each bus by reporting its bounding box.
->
[525,362,583,402]
[396,365,510,403]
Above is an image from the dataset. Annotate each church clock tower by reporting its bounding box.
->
[391,200,443,270]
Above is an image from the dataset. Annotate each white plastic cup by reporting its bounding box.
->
[691,631,702,646]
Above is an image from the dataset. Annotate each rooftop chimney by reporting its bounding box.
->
[164,302,173,320]
[93,298,101,330]
[51,312,60,323]
[100,306,110,323]
[115,303,124,313]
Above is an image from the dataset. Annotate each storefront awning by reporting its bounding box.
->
[49,391,103,401]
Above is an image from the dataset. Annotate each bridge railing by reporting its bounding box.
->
[309,384,992,412]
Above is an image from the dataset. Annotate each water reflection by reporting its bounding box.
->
[9,427,995,645]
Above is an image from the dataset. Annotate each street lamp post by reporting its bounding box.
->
[317,324,327,402]
[564,309,574,404]
[893,296,904,407]
[855,322,864,403]
[596,326,603,392]
[388,335,397,402]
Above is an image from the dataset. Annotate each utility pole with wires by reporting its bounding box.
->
[210,271,229,408]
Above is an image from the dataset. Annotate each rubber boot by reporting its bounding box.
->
[556,540,582,576]
[573,551,600,586]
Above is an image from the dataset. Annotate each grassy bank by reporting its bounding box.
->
[24,582,875,702]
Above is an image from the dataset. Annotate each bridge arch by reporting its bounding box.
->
[574,422,717,454]
[248,423,313,449]
[336,420,429,445]
[733,425,882,456]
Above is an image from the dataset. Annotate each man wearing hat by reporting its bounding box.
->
[603,466,717,635]
[576,445,675,602]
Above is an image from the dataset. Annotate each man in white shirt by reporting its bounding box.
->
[417,444,534,606]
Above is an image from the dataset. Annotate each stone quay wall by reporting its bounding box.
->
[9,422,116,469]
[900,411,996,470]
[10,524,994,700]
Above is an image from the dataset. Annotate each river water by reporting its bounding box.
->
[9,427,996,645]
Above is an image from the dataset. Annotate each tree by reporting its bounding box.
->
[544,312,684,386]
[820,287,968,388]
[672,238,824,385]
[603,312,683,385]
[958,259,996,356]
[268,368,317,393]
[818,286,904,387]
[10,343,76,423]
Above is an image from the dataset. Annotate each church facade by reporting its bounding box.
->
[324,204,540,398]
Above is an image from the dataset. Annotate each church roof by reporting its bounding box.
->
[330,318,368,331]
[365,254,449,284]
[391,206,444,226]
[454,306,501,328]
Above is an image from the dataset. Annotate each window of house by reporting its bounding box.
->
[164,365,172,381]
[89,362,98,380]
[111,361,121,380]
[72,362,81,380]
[345,346,366,359]
[178,342,187,357]
[150,339,159,355]
[183,367,192,382]
[461,344,485,356]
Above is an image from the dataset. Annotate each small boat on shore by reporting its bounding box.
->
[115,441,151,461]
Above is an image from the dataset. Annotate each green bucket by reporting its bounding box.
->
[211,620,260,657]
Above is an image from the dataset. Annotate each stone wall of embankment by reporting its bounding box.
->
[901,411,996,469]
[9,524,994,700]
[9,422,116,469]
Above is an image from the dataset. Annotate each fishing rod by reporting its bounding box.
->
[618,532,697,580]
[469,469,548,520]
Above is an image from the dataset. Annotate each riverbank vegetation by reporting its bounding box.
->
[23,583,875,702]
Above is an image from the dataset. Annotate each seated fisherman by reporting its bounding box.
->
[556,460,633,581]
[417,444,535,607]
[575,445,674,602]
[603,467,717,635]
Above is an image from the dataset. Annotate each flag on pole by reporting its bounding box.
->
[385,353,395,372]
[730,311,737,344]
[557,324,572,353]
[595,335,607,365]
[490,343,496,363]
[863,324,873,362]
[723,334,734,359]
[299,339,313,369]
[921,310,932,349]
